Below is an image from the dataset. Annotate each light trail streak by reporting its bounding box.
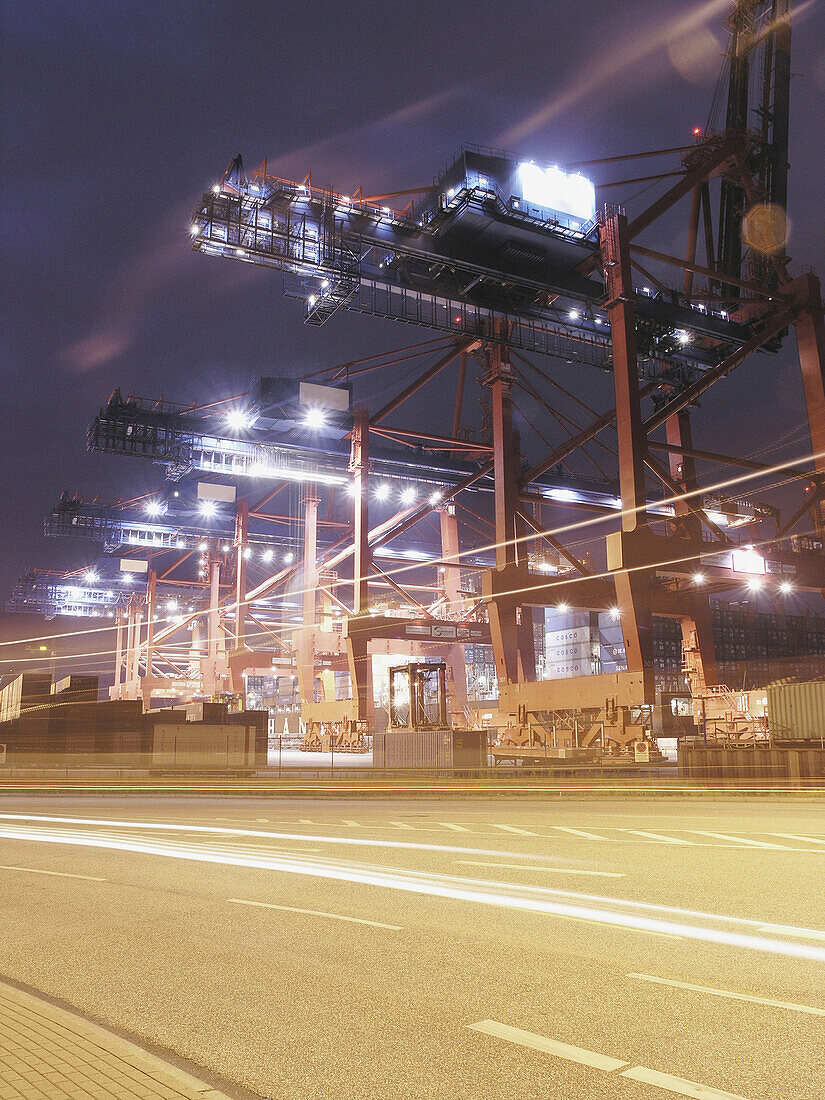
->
[2,816,825,962]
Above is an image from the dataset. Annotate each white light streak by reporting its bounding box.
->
[2,815,825,963]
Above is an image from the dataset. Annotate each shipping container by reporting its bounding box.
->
[373,729,487,769]
[767,680,825,741]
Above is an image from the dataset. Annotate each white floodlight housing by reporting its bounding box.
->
[401,487,416,505]
[375,483,390,501]
[516,162,595,221]
[303,407,327,429]
[200,500,217,518]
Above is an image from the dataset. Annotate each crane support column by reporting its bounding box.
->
[204,557,222,697]
[298,486,320,714]
[794,272,825,536]
[111,608,124,700]
[234,499,249,648]
[485,339,534,687]
[142,570,157,709]
[349,407,370,614]
[439,503,469,717]
[601,208,655,692]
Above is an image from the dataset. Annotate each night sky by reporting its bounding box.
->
[2,0,825,662]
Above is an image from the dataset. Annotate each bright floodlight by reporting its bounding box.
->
[200,500,217,518]
[556,602,569,613]
[303,407,327,429]
[189,224,200,236]
[747,577,763,591]
[568,309,580,320]
[693,572,706,585]
[165,600,177,611]
[145,499,164,516]
[226,408,254,431]
[262,549,274,563]
[375,483,390,501]
[676,330,691,345]
[242,547,252,559]
[780,581,793,594]
[283,551,295,564]
[609,606,620,620]
[84,570,98,584]
[401,487,416,505]
[517,162,595,220]
[428,491,442,506]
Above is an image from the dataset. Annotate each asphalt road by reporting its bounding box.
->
[0,793,823,1100]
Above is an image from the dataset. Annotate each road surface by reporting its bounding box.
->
[0,793,823,1099]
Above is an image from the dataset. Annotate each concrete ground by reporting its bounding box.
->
[0,793,823,1100]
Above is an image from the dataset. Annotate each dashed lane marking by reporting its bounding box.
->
[0,864,106,882]
[341,819,364,827]
[467,1020,629,1071]
[469,1021,751,1099]
[456,861,625,878]
[438,822,470,831]
[489,823,539,836]
[552,826,613,841]
[227,898,402,930]
[626,830,694,845]
[619,1065,750,1099]
[629,972,825,1017]
[689,831,791,849]
[769,832,825,845]
[388,821,415,829]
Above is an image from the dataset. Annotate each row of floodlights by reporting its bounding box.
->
[146,486,441,518]
[225,405,328,431]
[691,572,794,594]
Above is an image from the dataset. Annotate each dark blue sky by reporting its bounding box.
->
[2,0,825,607]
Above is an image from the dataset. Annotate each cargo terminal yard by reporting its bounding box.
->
[4,0,825,782]
[2,3,825,1100]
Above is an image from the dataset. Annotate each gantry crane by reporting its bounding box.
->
[187,1,821,750]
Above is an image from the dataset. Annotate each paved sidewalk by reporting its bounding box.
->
[0,980,247,1100]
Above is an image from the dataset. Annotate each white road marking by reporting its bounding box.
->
[758,924,825,941]
[629,972,825,1016]
[769,833,825,846]
[0,864,105,882]
[341,819,363,827]
[690,831,789,849]
[227,898,401,930]
[471,1021,750,1099]
[547,913,682,939]
[438,822,470,831]
[619,1065,749,1099]
[456,861,625,878]
[489,824,538,836]
[627,830,693,845]
[467,1020,629,1071]
[553,826,613,841]
[388,821,415,830]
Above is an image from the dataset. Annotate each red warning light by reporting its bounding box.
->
[692,126,702,136]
